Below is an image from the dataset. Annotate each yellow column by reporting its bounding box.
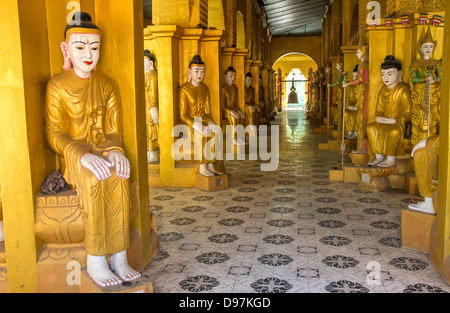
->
[202,29,225,128]
[367,26,394,125]
[260,65,269,101]
[0,0,60,292]
[222,47,236,85]
[94,0,158,272]
[233,48,249,113]
[250,61,262,105]
[430,4,450,284]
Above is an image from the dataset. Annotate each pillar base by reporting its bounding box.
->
[429,222,450,285]
[401,209,436,253]
[329,165,344,182]
[148,163,162,188]
[196,173,229,191]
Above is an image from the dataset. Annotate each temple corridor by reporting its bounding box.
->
[142,110,450,293]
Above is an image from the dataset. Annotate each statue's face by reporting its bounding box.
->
[144,57,153,72]
[421,43,435,59]
[189,65,205,86]
[381,68,401,89]
[225,71,236,86]
[66,33,101,77]
[245,76,253,87]
[356,49,363,60]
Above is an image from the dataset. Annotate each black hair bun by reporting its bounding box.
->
[384,55,397,63]
[73,11,93,23]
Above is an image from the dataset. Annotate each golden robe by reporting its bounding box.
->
[245,86,259,126]
[145,69,159,152]
[366,82,412,156]
[45,69,130,256]
[259,86,267,120]
[414,135,439,198]
[179,82,215,164]
[221,83,244,127]
[345,84,358,133]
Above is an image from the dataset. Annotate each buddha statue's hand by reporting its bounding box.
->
[239,111,245,119]
[80,153,113,181]
[105,150,130,179]
[348,106,358,111]
[230,110,239,119]
[426,75,436,84]
[342,82,349,88]
[376,116,396,125]
[150,107,159,124]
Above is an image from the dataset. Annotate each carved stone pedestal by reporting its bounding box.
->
[358,166,396,192]
[196,173,229,191]
[402,209,436,253]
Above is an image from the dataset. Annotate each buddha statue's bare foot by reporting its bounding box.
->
[199,165,215,177]
[110,250,141,282]
[378,156,396,168]
[207,164,223,175]
[87,254,123,288]
[147,150,159,163]
[368,154,384,166]
[408,197,435,214]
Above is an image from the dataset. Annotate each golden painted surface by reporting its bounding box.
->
[245,86,259,126]
[345,84,358,133]
[366,83,412,156]
[45,70,130,256]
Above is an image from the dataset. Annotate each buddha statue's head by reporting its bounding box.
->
[188,55,206,87]
[381,55,402,89]
[420,28,436,60]
[144,50,155,73]
[356,26,368,62]
[224,66,236,86]
[245,72,253,88]
[61,12,101,79]
[352,64,359,81]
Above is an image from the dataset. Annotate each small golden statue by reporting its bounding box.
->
[345,65,359,140]
[409,27,442,146]
[144,50,160,163]
[179,55,223,177]
[366,55,412,167]
[45,12,141,288]
[221,66,245,145]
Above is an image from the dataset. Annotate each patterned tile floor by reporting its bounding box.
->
[142,109,450,293]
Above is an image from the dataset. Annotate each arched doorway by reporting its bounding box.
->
[272,53,318,109]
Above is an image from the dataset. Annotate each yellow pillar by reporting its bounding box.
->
[0,0,60,292]
[430,4,450,284]
[260,65,269,101]
[94,0,157,272]
[367,26,394,125]
[250,61,262,105]
[233,48,249,113]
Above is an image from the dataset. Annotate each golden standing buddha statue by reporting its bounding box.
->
[221,66,245,145]
[345,65,359,140]
[366,55,412,167]
[409,28,442,146]
[244,72,259,130]
[144,50,160,163]
[179,55,223,177]
[45,12,140,288]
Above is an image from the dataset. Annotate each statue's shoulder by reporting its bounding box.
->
[47,70,72,88]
